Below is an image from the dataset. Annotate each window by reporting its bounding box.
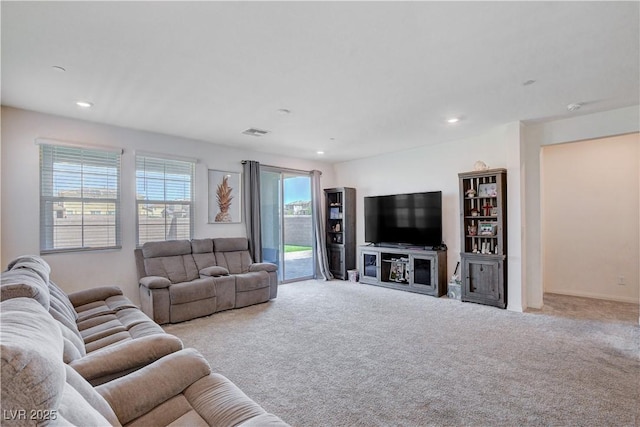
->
[40,143,121,253]
[136,155,195,245]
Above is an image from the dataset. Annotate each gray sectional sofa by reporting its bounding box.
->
[1,256,183,385]
[1,255,289,426]
[135,237,278,324]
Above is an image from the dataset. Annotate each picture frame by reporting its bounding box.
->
[477,183,498,198]
[490,207,499,216]
[478,222,497,236]
[208,170,241,223]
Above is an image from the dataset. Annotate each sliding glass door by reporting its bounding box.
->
[260,167,315,282]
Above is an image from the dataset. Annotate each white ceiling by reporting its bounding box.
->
[2,1,639,163]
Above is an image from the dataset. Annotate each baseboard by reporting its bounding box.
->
[546,289,639,304]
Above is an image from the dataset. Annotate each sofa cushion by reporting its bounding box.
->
[142,240,192,258]
[169,278,216,305]
[6,255,51,283]
[191,239,219,272]
[215,251,254,275]
[49,280,79,322]
[1,298,65,418]
[213,237,249,252]
[235,271,270,292]
[144,255,200,284]
[191,238,213,254]
[1,298,120,427]
[97,348,212,425]
[0,267,50,308]
[57,366,119,427]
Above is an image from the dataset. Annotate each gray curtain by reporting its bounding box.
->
[311,170,333,280]
[242,160,262,262]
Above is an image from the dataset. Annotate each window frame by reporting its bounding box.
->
[39,141,122,254]
[135,154,196,246]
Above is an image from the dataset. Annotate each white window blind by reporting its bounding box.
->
[40,144,121,253]
[136,155,195,245]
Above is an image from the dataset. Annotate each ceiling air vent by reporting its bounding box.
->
[242,128,269,137]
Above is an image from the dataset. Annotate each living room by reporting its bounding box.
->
[2,2,639,426]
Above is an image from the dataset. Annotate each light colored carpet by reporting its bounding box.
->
[164,280,639,427]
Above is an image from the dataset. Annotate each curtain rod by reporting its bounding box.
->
[242,160,319,176]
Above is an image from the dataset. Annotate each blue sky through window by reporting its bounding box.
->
[283,176,310,204]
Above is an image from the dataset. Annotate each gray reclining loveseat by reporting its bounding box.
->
[135,237,278,324]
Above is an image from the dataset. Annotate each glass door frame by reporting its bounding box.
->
[260,166,316,283]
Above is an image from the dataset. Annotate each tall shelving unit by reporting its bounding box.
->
[458,169,507,308]
[324,187,356,280]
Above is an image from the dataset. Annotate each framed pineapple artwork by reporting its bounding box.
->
[208,170,241,223]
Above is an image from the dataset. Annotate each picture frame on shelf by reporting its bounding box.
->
[478,222,497,236]
[478,183,498,197]
[208,170,241,223]
[490,207,499,216]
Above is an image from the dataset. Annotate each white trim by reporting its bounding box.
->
[35,137,124,154]
[134,150,199,164]
[548,288,639,304]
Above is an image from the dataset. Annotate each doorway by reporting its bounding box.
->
[260,167,315,283]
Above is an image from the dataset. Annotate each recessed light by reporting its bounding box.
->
[447,117,460,124]
[242,128,269,137]
[567,103,583,112]
[317,151,325,155]
[76,101,93,108]
[52,65,66,72]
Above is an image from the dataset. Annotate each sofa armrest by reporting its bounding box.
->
[96,348,211,425]
[69,334,184,385]
[249,262,278,273]
[199,266,230,277]
[139,276,172,289]
[68,286,123,307]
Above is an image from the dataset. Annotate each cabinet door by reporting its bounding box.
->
[328,246,345,279]
[409,255,435,293]
[359,250,380,284]
[462,257,504,307]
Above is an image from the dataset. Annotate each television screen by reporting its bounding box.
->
[364,191,442,247]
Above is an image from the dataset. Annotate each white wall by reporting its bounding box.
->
[541,133,639,303]
[1,107,335,303]
[522,105,640,308]
[334,105,640,311]
[333,122,527,309]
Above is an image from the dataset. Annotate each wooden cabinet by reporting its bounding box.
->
[458,169,507,308]
[325,187,356,279]
[358,246,447,297]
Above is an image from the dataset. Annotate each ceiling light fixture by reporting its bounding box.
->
[317,151,325,155]
[447,117,460,124]
[242,128,269,137]
[76,101,93,108]
[567,102,583,112]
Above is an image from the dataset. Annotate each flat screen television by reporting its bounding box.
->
[364,191,442,248]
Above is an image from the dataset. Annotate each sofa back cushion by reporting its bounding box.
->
[1,298,65,419]
[0,268,50,308]
[191,238,218,272]
[1,298,118,426]
[3,257,86,362]
[213,238,254,274]
[141,240,199,283]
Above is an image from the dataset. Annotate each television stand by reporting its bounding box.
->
[358,246,447,297]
